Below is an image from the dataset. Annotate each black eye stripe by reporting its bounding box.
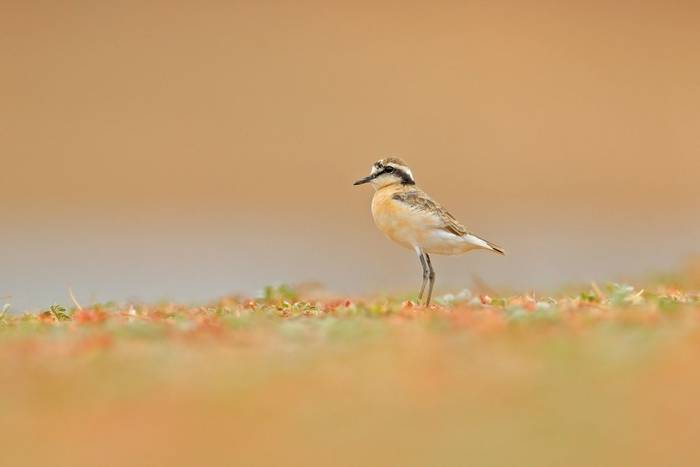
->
[378,165,415,185]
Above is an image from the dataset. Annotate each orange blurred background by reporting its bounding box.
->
[2,1,699,309]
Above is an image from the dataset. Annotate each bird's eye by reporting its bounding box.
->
[384,166,395,173]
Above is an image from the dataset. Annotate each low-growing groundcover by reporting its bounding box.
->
[1,283,700,467]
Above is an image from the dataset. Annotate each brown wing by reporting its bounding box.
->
[392,190,467,237]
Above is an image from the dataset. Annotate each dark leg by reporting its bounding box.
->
[425,253,436,306]
[417,250,429,302]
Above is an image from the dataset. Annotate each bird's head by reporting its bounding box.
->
[353,157,415,189]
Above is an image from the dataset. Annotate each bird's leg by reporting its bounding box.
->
[417,250,429,303]
[425,253,436,306]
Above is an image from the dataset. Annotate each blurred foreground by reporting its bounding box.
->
[2,282,700,467]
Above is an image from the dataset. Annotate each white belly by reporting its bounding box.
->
[418,229,485,255]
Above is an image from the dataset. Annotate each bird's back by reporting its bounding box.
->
[371,184,504,255]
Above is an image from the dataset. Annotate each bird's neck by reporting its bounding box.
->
[373,183,415,199]
[374,182,397,192]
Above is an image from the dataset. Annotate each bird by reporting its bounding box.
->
[353,157,505,306]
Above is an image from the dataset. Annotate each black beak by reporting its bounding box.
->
[353,175,374,186]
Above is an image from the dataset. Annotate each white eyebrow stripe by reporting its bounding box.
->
[391,165,414,181]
